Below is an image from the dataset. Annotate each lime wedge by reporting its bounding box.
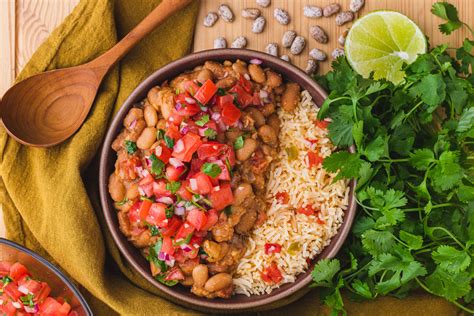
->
[345,11,427,84]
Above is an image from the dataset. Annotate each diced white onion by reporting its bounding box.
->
[155,146,162,157]
[12,302,22,309]
[249,58,263,65]
[157,197,173,204]
[185,97,196,104]
[190,178,198,191]
[244,73,251,81]
[211,112,221,121]
[175,206,185,216]
[213,186,220,192]
[138,187,145,196]
[18,285,29,295]
[259,90,269,99]
[174,139,184,153]
[169,158,184,168]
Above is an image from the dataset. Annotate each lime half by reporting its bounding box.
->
[345,11,427,84]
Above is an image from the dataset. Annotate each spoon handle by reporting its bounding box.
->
[89,0,194,76]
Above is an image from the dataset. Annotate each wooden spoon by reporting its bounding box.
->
[0,0,193,147]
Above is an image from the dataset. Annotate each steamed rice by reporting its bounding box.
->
[233,90,350,296]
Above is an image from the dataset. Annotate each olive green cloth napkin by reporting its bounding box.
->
[0,0,459,315]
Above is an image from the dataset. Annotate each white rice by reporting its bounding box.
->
[233,90,350,296]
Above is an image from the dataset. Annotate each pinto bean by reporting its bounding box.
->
[261,103,276,117]
[109,173,125,202]
[267,114,281,135]
[265,70,282,89]
[233,183,254,206]
[197,68,214,84]
[126,183,139,200]
[248,64,266,83]
[232,60,248,75]
[147,87,175,120]
[136,127,157,149]
[204,273,233,292]
[236,138,258,161]
[144,106,158,127]
[246,107,266,127]
[225,128,243,143]
[216,76,237,89]
[156,119,166,130]
[124,108,144,130]
[192,264,209,288]
[235,208,257,234]
[181,276,194,287]
[258,124,278,145]
[281,83,301,112]
[204,61,226,79]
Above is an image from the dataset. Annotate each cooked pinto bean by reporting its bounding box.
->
[136,127,157,149]
[128,120,146,142]
[233,183,254,206]
[228,206,247,226]
[235,208,257,234]
[203,240,228,262]
[246,107,266,127]
[117,211,131,237]
[204,273,233,292]
[192,264,209,288]
[248,64,266,83]
[204,61,227,79]
[144,105,158,127]
[262,144,278,158]
[109,174,125,202]
[265,70,282,89]
[211,219,234,242]
[124,108,144,130]
[111,131,126,151]
[148,87,175,120]
[267,114,281,134]
[236,138,259,161]
[156,119,166,130]
[216,76,237,89]
[197,68,214,83]
[281,83,301,112]
[261,103,276,117]
[126,183,140,200]
[232,60,248,75]
[225,128,243,144]
[181,276,194,286]
[258,125,278,145]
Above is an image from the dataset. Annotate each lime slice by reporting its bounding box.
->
[345,11,427,84]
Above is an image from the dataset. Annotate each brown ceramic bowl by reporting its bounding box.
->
[99,49,357,313]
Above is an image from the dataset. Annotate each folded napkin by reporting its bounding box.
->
[0,0,458,315]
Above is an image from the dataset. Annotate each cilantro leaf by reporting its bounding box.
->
[124,140,137,154]
[234,136,244,149]
[166,181,181,194]
[456,107,474,134]
[195,114,210,127]
[410,73,446,107]
[164,135,174,148]
[363,135,388,162]
[156,129,165,140]
[432,245,471,273]
[149,154,165,177]
[323,151,363,181]
[399,230,423,250]
[328,105,354,147]
[201,162,222,178]
[429,151,463,191]
[431,2,463,35]
[364,187,408,210]
[361,230,395,256]
[311,259,340,287]
[204,128,217,140]
[409,149,435,170]
[155,274,179,287]
[351,279,373,299]
[425,267,471,301]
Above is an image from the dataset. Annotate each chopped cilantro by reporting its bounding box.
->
[124,140,137,154]
[149,225,160,236]
[195,114,210,127]
[204,128,217,140]
[234,136,244,150]
[149,154,165,177]
[20,294,35,308]
[156,129,165,140]
[164,135,174,148]
[166,181,181,194]
[165,205,174,219]
[224,206,232,216]
[116,197,129,206]
[201,162,222,178]
[217,88,226,96]
[155,274,178,286]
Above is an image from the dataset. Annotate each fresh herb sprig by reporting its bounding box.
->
[311,23,474,315]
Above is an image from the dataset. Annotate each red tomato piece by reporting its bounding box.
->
[0,262,11,277]
[176,180,193,201]
[161,216,182,237]
[216,94,234,110]
[264,243,282,255]
[186,209,207,231]
[275,192,289,204]
[260,262,283,284]
[215,160,231,181]
[153,180,172,197]
[0,301,17,316]
[297,205,316,216]
[36,282,51,302]
[139,173,154,186]
[221,103,241,126]
[166,164,185,181]
[175,94,201,116]
[4,283,22,300]
[209,183,234,211]
[128,202,141,223]
[164,267,185,281]
[39,297,67,315]
[139,200,153,219]
[22,279,43,296]
[175,222,195,240]
[197,142,227,160]
[239,74,253,94]
[315,119,329,129]
[161,236,175,256]
[182,80,200,96]
[165,124,182,140]
[172,132,203,162]
[307,151,324,168]
[155,142,172,164]
[229,84,254,108]
[58,302,72,315]
[168,109,185,126]
[146,203,168,227]
[200,209,219,231]
[191,172,213,195]
[9,262,29,282]
[194,79,218,105]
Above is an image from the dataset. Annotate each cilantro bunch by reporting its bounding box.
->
[310,13,474,314]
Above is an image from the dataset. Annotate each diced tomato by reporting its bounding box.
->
[175,222,195,240]
[139,172,154,186]
[297,205,316,216]
[166,165,185,181]
[187,158,204,179]
[58,302,72,315]
[172,132,202,162]
[128,202,141,223]
[221,146,236,167]
[176,180,193,201]
[164,267,185,281]
[209,183,234,211]
[165,124,182,140]
[36,282,51,302]
[161,236,175,255]
[153,180,172,197]
[22,279,42,296]
[39,297,66,315]
[264,243,282,255]
[200,209,219,231]
[194,79,218,105]
[0,262,11,276]
[4,283,22,300]
[315,119,329,129]
[251,91,263,107]
[260,262,283,284]
[155,142,172,164]
[221,103,241,126]
[197,142,228,160]
[146,203,168,227]
[214,160,231,181]
[239,74,253,94]
[9,262,28,282]
[316,216,326,225]
[187,209,207,231]
[0,301,17,316]
[216,94,234,110]
[138,199,153,219]
[182,80,200,96]
[307,151,323,168]
[161,216,182,237]
[229,84,254,108]
[275,192,289,204]
[139,182,154,197]
[191,172,213,195]
[175,94,201,116]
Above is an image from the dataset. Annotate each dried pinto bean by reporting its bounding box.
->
[310,25,328,44]
[280,55,290,62]
[290,36,306,55]
[265,43,278,56]
[338,29,349,46]
[303,5,322,18]
[218,4,234,23]
[332,48,345,59]
[256,0,271,8]
[305,59,318,75]
[242,8,260,19]
[309,48,327,61]
[214,37,227,49]
[323,3,341,17]
[203,12,218,27]
[282,30,296,48]
[350,0,365,12]
[231,36,247,48]
[252,16,266,33]
[274,8,290,25]
[336,11,354,26]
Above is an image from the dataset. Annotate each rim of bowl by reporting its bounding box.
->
[99,49,357,312]
[0,238,93,315]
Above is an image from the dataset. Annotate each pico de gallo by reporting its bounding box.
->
[108,59,301,298]
[0,261,75,316]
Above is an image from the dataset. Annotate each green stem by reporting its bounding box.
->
[403,100,424,123]
[429,226,466,250]
[402,203,461,212]
[463,22,474,35]
[377,158,409,163]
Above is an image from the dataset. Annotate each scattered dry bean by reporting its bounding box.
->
[305,59,318,75]
[332,48,345,59]
[290,36,306,55]
[231,36,247,48]
[214,37,227,49]
[203,12,218,27]
[323,3,341,17]
[336,11,354,26]
[309,48,327,61]
[338,29,349,46]
[310,25,328,44]
[256,0,271,8]
[280,55,290,62]
[350,0,365,12]
[274,8,290,25]
[282,30,296,48]
[252,16,266,33]
[265,43,278,56]
[304,5,322,18]
[242,8,260,19]
[218,4,234,23]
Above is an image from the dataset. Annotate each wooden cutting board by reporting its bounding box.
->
[193,0,473,73]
